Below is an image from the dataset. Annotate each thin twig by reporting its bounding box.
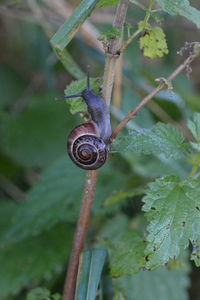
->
[121,27,142,52]
[111,48,200,141]
[63,170,97,300]
[62,1,129,300]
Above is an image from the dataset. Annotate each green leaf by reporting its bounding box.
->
[113,265,189,300]
[64,77,103,114]
[50,0,99,51]
[75,249,107,300]
[0,156,128,247]
[155,0,200,29]
[143,176,200,268]
[187,112,200,143]
[110,232,147,277]
[0,157,85,246]
[139,26,168,58]
[98,27,121,42]
[0,223,73,298]
[0,200,18,236]
[97,214,129,243]
[138,21,151,31]
[123,152,189,179]
[103,188,144,207]
[96,0,120,8]
[27,288,61,300]
[112,123,189,160]
[0,93,72,168]
[27,288,50,300]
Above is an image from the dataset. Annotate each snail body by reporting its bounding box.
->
[81,89,111,146]
[58,74,111,170]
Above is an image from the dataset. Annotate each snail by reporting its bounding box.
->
[57,74,111,170]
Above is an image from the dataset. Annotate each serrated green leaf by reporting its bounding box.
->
[0,93,72,168]
[156,0,200,28]
[124,152,189,179]
[0,156,128,247]
[0,223,73,298]
[112,122,189,160]
[64,77,103,114]
[110,232,147,277]
[139,26,168,58]
[187,112,200,143]
[143,176,200,268]
[113,265,189,300]
[75,249,107,300]
[50,0,99,51]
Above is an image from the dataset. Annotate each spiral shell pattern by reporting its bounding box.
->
[67,122,108,170]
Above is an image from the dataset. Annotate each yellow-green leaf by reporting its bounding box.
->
[139,27,168,58]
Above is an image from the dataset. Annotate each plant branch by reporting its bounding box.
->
[121,27,142,52]
[62,1,129,300]
[111,47,200,141]
[102,0,129,104]
[63,170,97,300]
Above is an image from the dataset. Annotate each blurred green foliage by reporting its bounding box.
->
[0,0,200,299]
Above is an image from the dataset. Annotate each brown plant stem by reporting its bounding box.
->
[102,0,129,103]
[111,48,200,141]
[63,170,97,300]
[62,1,129,300]
[113,53,123,108]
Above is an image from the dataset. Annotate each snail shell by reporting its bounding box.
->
[67,122,108,170]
